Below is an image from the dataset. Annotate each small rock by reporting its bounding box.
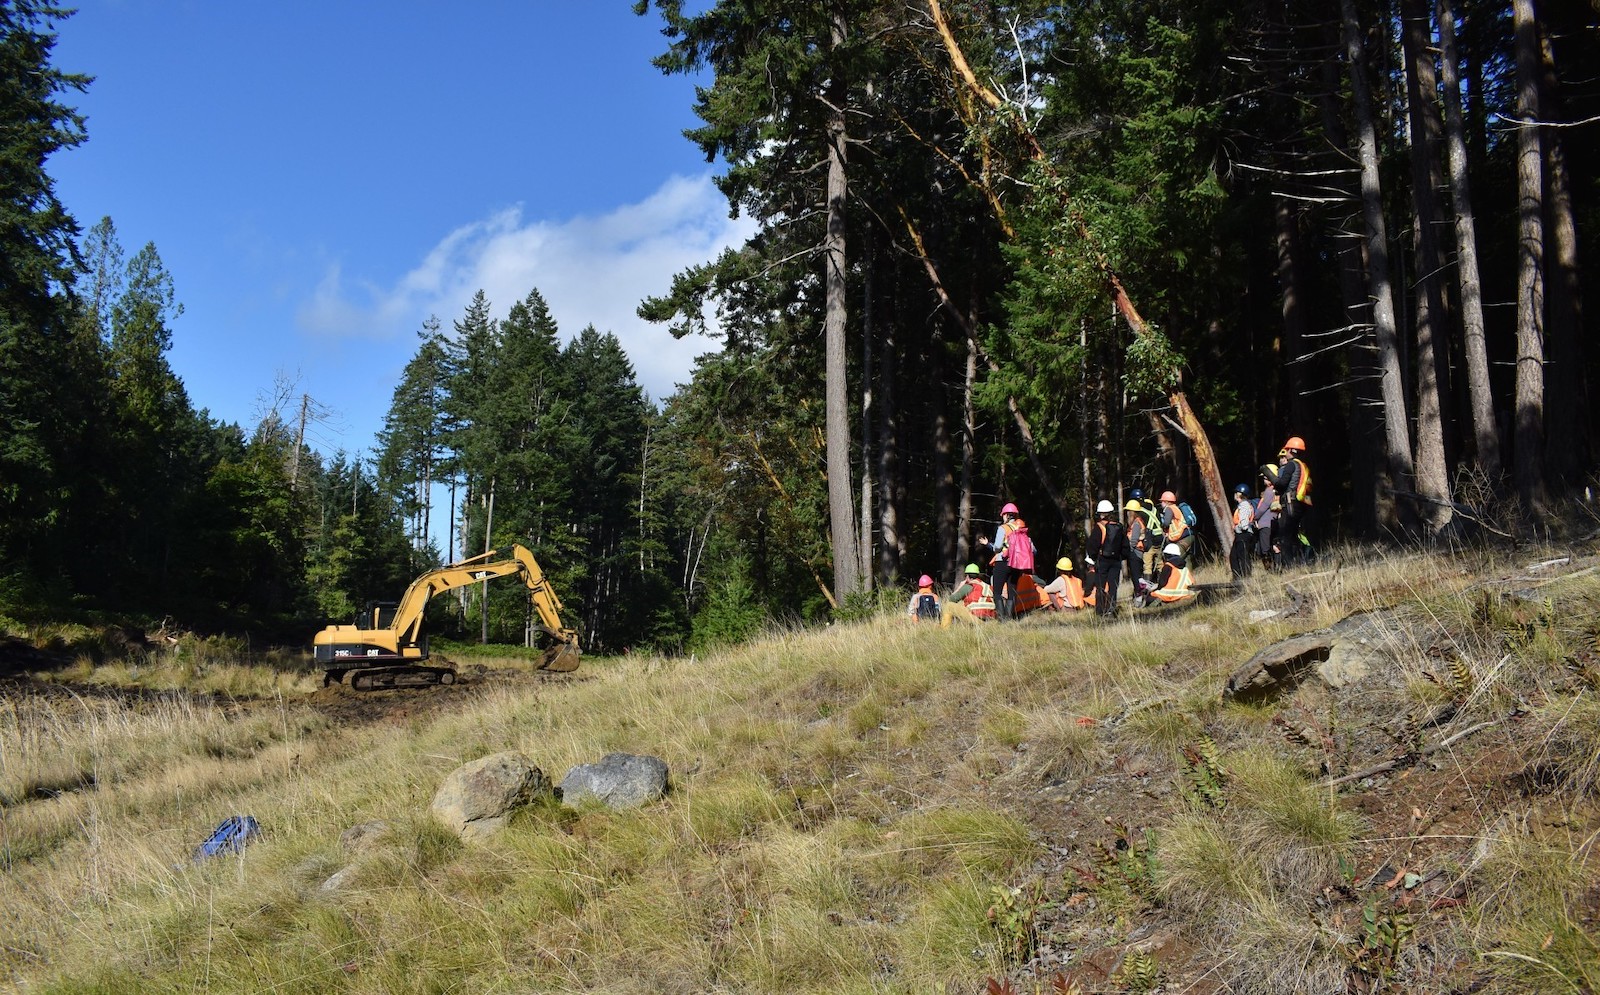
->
[1247,609,1281,624]
[319,865,358,894]
[560,752,669,810]
[338,820,392,854]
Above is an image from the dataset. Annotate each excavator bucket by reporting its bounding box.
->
[540,640,581,672]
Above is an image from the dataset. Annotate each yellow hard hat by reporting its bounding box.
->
[1124,499,1142,511]
[1056,556,1073,571]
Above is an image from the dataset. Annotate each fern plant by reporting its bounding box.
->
[1179,734,1227,810]
[1113,950,1162,993]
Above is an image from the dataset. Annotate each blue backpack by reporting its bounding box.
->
[196,815,261,859]
[1178,502,1198,527]
[914,593,941,621]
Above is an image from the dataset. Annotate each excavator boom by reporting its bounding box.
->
[313,545,580,687]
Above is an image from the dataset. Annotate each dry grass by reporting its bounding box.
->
[3,544,1599,992]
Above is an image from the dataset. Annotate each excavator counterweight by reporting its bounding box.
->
[313,545,580,688]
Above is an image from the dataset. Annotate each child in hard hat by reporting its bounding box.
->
[906,575,941,622]
[1254,471,1279,570]
[1124,498,1152,585]
[1229,483,1255,580]
[941,564,996,627]
[1148,543,1196,604]
[1041,556,1088,611]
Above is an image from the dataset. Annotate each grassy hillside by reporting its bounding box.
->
[2,547,1597,993]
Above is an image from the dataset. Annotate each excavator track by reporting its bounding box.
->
[346,666,457,691]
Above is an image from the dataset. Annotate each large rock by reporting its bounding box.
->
[560,752,669,810]
[430,751,550,839]
[1223,632,1336,704]
[1225,610,1393,703]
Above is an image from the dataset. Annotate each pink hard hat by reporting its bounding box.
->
[1000,502,1019,516]
[918,574,933,588]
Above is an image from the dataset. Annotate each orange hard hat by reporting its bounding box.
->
[1284,436,1306,452]
[1159,490,1177,504]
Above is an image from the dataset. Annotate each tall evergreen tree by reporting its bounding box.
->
[0,0,90,587]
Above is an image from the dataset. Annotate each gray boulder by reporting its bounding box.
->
[560,753,669,810]
[430,751,550,839]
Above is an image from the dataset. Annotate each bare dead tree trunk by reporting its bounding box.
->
[878,283,901,582]
[859,236,875,588]
[934,406,956,579]
[1403,0,1454,535]
[1275,200,1314,434]
[1538,23,1584,490]
[1512,0,1548,509]
[957,327,976,566]
[1343,0,1417,518]
[1436,0,1502,481]
[824,7,859,598]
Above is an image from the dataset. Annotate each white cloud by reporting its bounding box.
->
[297,174,756,401]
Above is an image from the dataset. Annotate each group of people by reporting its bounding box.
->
[908,436,1313,623]
[1229,436,1315,577]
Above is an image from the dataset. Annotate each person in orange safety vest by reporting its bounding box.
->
[1041,556,1088,611]
[1261,436,1312,566]
[1147,543,1196,605]
[941,564,996,627]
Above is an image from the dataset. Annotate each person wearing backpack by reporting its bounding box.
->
[990,502,1033,621]
[906,574,941,622]
[941,563,996,626]
[1158,490,1195,558]
[1261,437,1312,566]
[1124,498,1153,584]
[1085,499,1128,617]
[1128,489,1161,580]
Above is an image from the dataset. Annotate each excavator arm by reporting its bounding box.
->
[313,545,580,685]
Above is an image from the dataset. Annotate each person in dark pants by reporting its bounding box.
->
[1124,498,1152,586]
[989,502,1026,620]
[1254,472,1279,569]
[1229,483,1256,579]
[1262,436,1312,566]
[1085,499,1128,617]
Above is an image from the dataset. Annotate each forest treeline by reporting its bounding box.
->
[2,0,1595,653]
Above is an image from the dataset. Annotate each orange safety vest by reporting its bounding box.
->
[1165,512,1190,543]
[963,579,996,617]
[1152,566,1195,603]
[1047,574,1086,610]
[1292,458,1312,505]
[1066,575,1087,609]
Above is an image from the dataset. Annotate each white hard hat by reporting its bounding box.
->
[1163,543,1183,557]
[1096,499,1114,514]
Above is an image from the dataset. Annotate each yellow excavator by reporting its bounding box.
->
[313,545,580,689]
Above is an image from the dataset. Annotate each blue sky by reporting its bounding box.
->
[50,2,752,457]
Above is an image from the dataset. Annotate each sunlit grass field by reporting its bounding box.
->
[3,545,1597,993]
